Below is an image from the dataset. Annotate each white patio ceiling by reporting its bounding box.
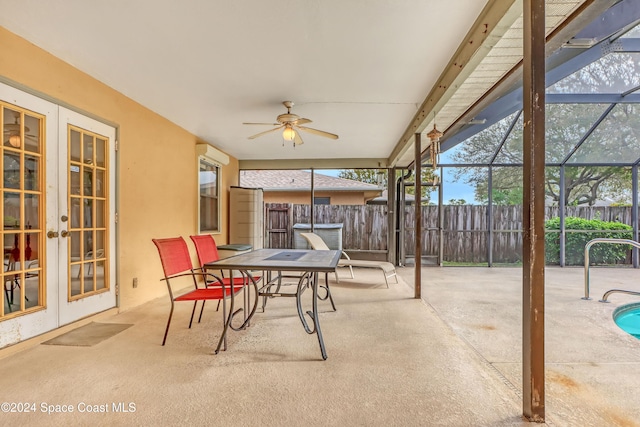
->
[0,0,594,169]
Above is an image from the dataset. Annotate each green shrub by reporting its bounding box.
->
[545,217,633,265]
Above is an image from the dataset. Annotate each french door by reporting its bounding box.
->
[0,83,116,347]
[56,107,116,326]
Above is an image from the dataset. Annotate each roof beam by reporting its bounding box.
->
[387,0,522,167]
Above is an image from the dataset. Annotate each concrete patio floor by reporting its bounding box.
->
[401,265,640,427]
[0,266,638,426]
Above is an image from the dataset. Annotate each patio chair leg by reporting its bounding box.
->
[198,300,206,323]
[12,277,28,302]
[162,302,175,346]
[385,272,398,288]
[188,301,197,328]
[3,286,11,313]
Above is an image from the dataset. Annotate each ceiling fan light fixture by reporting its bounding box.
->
[8,134,21,148]
[282,127,296,141]
[245,101,337,147]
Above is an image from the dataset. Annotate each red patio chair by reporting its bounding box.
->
[152,237,241,351]
[190,235,261,286]
[190,234,262,318]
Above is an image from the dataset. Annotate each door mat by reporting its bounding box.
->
[42,322,133,347]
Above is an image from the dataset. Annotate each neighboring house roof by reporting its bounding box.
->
[240,170,382,192]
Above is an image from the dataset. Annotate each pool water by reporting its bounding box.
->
[613,303,640,339]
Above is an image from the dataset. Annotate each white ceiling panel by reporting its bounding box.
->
[0,0,489,165]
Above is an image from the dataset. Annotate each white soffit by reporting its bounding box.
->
[394,0,587,168]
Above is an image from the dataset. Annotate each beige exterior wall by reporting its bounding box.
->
[264,191,366,205]
[0,27,239,311]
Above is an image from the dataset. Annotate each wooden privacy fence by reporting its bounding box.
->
[265,203,634,263]
[265,203,388,251]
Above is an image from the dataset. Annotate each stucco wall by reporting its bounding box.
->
[264,191,365,205]
[0,27,239,311]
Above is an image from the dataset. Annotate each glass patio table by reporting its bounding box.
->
[205,248,341,360]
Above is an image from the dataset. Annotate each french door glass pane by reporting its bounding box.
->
[67,125,109,300]
[1,102,44,317]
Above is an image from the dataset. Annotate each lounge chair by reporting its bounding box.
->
[300,232,398,288]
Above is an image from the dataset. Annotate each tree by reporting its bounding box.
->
[447,198,467,205]
[451,52,640,205]
[338,169,384,185]
[338,168,437,204]
[453,106,634,206]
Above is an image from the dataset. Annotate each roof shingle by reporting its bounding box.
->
[240,170,381,191]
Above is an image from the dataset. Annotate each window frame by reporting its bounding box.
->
[198,157,221,234]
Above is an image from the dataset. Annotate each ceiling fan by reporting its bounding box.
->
[243,101,338,146]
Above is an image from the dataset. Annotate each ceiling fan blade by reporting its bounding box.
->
[295,118,312,126]
[243,122,280,126]
[294,131,304,146]
[247,125,284,139]
[296,126,339,140]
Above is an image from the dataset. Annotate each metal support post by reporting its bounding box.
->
[559,166,565,267]
[388,168,397,265]
[414,134,422,299]
[310,168,315,233]
[488,166,494,267]
[438,166,443,266]
[633,165,638,268]
[522,0,546,421]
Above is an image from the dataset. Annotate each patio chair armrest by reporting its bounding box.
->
[162,271,226,290]
[341,251,351,260]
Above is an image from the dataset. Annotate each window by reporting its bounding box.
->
[195,143,229,234]
[199,159,220,233]
[314,197,330,205]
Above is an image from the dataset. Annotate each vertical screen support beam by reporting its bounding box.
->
[488,166,494,267]
[559,166,566,267]
[633,165,638,268]
[388,167,397,265]
[399,171,406,266]
[438,166,443,267]
[414,134,422,299]
[310,168,315,233]
[522,0,546,421]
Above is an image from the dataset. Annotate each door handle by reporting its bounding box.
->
[60,230,69,238]
[47,231,59,239]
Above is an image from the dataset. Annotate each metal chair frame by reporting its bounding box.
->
[153,237,248,352]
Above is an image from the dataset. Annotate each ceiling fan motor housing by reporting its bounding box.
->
[277,113,299,124]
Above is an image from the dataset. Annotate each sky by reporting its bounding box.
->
[314,169,478,204]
